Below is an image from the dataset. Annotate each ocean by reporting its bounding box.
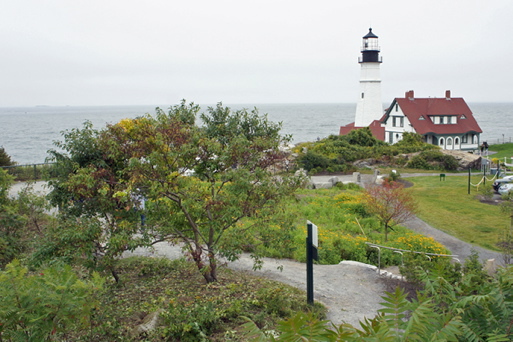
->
[1,102,512,165]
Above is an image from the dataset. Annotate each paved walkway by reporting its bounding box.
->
[10,176,504,263]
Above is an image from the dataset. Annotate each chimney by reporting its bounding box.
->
[445,90,451,99]
[405,90,414,100]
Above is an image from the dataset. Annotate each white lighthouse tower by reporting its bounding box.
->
[354,28,383,127]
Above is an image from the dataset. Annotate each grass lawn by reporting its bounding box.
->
[489,143,513,162]
[408,175,510,251]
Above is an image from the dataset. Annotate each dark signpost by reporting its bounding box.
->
[468,167,471,195]
[306,220,319,305]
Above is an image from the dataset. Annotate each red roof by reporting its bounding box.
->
[392,96,482,135]
[339,120,385,140]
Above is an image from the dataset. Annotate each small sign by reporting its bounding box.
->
[312,223,318,248]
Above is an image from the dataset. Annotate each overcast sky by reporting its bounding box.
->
[2,0,512,106]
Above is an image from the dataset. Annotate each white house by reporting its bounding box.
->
[382,90,482,151]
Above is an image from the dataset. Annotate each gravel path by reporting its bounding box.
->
[126,243,390,327]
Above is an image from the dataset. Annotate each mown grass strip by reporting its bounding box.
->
[408,175,509,251]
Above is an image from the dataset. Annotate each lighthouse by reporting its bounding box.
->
[353,28,383,127]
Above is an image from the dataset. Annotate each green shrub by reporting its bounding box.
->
[0,147,15,167]
[161,300,221,341]
[406,150,459,170]
[297,151,331,172]
[406,154,431,169]
[0,260,103,340]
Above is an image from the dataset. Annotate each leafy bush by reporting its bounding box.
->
[0,146,15,167]
[298,150,331,172]
[294,129,439,173]
[345,127,386,147]
[406,150,459,170]
[0,260,103,340]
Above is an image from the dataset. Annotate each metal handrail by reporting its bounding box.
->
[365,242,458,258]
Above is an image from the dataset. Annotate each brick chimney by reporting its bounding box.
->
[445,90,451,99]
[405,90,414,100]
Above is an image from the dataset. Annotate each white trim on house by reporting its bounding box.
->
[383,103,415,144]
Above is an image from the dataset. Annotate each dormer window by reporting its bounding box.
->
[460,114,467,119]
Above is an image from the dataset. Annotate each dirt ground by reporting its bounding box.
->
[126,242,400,327]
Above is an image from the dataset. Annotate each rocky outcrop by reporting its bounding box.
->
[440,150,482,171]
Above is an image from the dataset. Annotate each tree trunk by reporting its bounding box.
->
[190,244,217,283]
[110,267,120,283]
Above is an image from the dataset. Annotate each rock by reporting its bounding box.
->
[484,258,497,276]
[314,182,333,189]
[440,150,482,171]
[352,172,361,183]
[132,309,164,337]
[328,176,339,185]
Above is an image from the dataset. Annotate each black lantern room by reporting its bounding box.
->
[359,28,382,63]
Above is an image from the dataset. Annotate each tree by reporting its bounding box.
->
[102,102,302,283]
[44,101,302,283]
[43,121,151,282]
[0,146,15,167]
[363,181,417,242]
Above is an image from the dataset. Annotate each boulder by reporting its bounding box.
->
[314,182,333,189]
[328,176,339,185]
[441,150,482,170]
[131,309,164,337]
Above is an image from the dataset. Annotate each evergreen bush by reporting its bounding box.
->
[0,146,15,167]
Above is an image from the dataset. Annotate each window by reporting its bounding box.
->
[361,92,364,99]
[455,138,459,145]
[447,137,453,148]
[395,103,398,112]
[462,135,467,143]
[439,138,444,147]
[392,116,404,127]
[440,116,445,124]
[419,115,425,120]
[460,114,467,119]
